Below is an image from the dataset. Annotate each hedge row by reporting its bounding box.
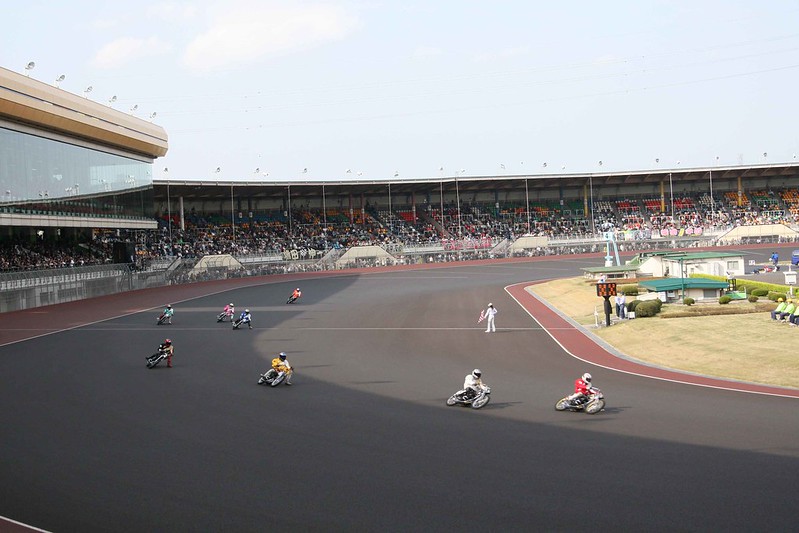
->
[690,273,791,297]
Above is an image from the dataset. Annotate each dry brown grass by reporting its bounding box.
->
[528,277,799,389]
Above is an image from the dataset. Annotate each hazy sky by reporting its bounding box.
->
[3,1,799,181]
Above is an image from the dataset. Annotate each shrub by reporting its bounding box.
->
[751,288,769,297]
[627,300,641,312]
[683,297,695,306]
[767,292,788,302]
[634,300,662,318]
[618,284,638,296]
[748,295,759,303]
[719,295,732,304]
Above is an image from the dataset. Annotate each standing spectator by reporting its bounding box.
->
[484,303,497,333]
[615,292,626,319]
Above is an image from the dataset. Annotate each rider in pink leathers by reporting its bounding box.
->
[223,303,235,319]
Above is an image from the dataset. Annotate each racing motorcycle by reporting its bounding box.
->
[554,388,605,414]
[146,351,168,369]
[286,294,299,304]
[216,311,232,322]
[446,386,491,409]
[156,313,170,325]
[257,368,293,387]
[232,317,252,329]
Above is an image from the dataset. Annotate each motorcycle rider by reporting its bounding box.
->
[160,304,174,325]
[235,309,253,329]
[567,372,595,404]
[222,302,235,321]
[289,287,302,303]
[263,352,293,385]
[156,338,174,368]
[463,368,487,399]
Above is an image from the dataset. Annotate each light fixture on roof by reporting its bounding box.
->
[214,167,221,173]
[54,74,65,88]
[108,95,117,107]
[129,104,138,114]
[163,167,169,173]
[542,162,547,168]
[84,86,93,98]
[24,61,35,76]
[394,171,399,177]
[149,112,157,120]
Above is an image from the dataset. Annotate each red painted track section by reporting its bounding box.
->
[506,280,799,398]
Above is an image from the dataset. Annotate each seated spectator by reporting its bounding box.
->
[771,298,786,320]
[778,299,795,322]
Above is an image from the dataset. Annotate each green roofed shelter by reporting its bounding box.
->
[639,277,730,303]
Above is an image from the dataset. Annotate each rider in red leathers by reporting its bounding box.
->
[567,372,594,404]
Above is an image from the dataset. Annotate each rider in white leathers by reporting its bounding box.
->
[463,369,487,398]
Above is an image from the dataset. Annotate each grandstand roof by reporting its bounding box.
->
[0,66,168,158]
[152,162,799,201]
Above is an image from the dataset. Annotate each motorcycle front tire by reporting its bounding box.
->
[446,395,458,406]
[471,394,490,409]
[586,399,605,414]
[270,372,286,387]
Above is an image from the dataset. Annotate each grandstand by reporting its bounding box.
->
[4,64,799,310]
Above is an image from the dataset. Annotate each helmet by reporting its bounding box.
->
[279,352,287,360]
[778,298,784,302]
[167,304,172,309]
[296,287,300,291]
[245,309,250,313]
[229,303,234,306]
[582,372,592,383]
[472,368,482,378]
[164,339,172,345]
[488,303,493,307]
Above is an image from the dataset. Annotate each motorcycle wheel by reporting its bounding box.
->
[270,372,286,387]
[257,375,266,385]
[555,398,570,411]
[586,399,605,414]
[446,395,458,406]
[471,394,490,409]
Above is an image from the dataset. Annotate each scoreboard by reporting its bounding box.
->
[596,282,617,297]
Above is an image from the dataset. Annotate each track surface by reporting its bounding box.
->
[1,251,798,532]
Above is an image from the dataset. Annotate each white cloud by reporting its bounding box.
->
[182,3,360,72]
[146,2,198,21]
[474,46,531,63]
[412,46,443,59]
[92,37,173,69]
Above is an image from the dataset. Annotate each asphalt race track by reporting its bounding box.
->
[1,250,798,532]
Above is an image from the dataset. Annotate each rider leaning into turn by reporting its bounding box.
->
[268,352,293,385]
[291,287,302,301]
[463,368,486,398]
[161,304,174,324]
[223,302,235,318]
[567,372,595,403]
[237,309,252,329]
[159,338,174,368]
